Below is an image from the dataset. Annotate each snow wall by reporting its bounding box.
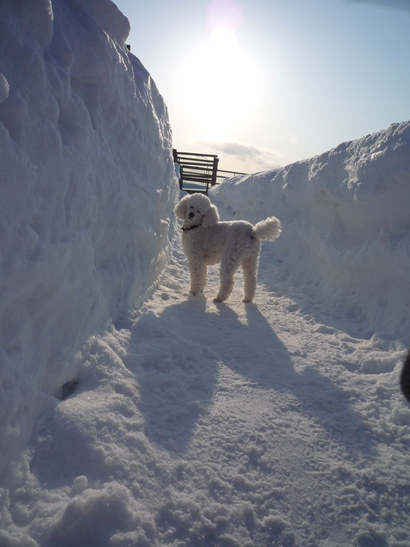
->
[211,121,410,342]
[0,0,178,473]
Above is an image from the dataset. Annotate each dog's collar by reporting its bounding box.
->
[181,224,201,232]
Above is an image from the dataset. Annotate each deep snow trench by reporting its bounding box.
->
[3,230,409,547]
[1,0,410,543]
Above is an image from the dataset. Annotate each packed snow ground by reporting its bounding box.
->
[1,1,410,545]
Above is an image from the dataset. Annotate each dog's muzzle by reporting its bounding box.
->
[188,212,195,219]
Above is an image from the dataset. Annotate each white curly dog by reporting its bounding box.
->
[175,193,282,303]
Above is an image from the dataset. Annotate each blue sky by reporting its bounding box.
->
[115,0,410,173]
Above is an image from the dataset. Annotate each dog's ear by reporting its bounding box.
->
[201,204,219,228]
[174,195,189,219]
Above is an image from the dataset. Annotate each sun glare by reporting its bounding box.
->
[177,16,261,140]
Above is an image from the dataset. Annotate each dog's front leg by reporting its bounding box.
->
[214,258,237,302]
[189,260,207,295]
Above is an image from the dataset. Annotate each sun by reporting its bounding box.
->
[177,24,261,140]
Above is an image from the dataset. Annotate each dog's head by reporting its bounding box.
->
[174,193,219,228]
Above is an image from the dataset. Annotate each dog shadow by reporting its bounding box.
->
[126,294,375,459]
[216,302,376,458]
[124,295,219,453]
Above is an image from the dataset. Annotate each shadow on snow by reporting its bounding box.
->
[126,294,375,460]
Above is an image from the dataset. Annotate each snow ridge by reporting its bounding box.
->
[211,121,410,341]
[0,0,178,472]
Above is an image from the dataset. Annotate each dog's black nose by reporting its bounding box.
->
[188,212,195,218]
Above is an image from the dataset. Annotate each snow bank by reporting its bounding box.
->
[0,0,178,473]
[211,121,410,341]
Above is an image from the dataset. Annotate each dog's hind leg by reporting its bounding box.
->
[241,242,261,302]
[241,255,259,303]
[189,260,207,295]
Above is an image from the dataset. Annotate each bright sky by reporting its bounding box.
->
[114,0,410,174]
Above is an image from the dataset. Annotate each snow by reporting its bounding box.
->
[211,122,410,342]
[0,0,177,475]
[1,2,410,546]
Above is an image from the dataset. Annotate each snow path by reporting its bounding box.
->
[6,234,409,547]
[79,238,409,545]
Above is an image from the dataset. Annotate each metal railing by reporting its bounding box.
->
[173,149,247,194]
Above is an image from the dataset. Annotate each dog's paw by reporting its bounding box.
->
[189,290,204,297]
[213,295,228,303]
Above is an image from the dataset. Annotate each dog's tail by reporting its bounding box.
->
[253,217,282,241]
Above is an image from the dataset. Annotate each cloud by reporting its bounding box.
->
[287,131,298,145]
[198,140,283,174]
